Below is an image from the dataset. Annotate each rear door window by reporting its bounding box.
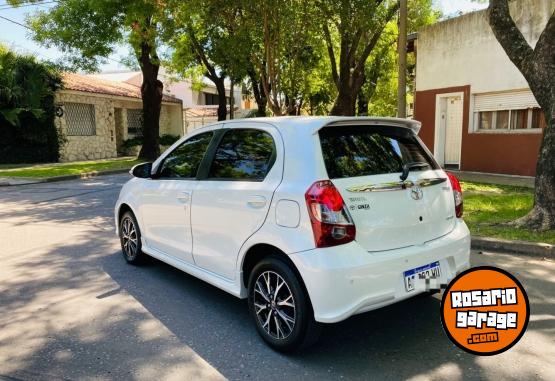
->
[207,129,276,181]
[319,125,438,179]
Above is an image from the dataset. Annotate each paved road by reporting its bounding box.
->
[0,174,553,381]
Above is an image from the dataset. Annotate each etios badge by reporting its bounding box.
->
[411,186,423,200]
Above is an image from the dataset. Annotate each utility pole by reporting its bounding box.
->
[397,0,407,118]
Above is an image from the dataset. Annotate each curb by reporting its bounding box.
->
[0,168,130,187]
[44,168,131,182]
[472,236,554,258]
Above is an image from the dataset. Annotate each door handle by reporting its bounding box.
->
[247,195,267,208]
[177,191,191,203]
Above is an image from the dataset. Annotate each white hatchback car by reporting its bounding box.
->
[115,116,470,351]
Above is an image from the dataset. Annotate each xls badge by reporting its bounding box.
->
[440,266,530,355]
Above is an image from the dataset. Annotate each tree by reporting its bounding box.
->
[170,0,252,121]
[247,66,268,117]
[247,0,324,116]
[319,0,400,115]
[16,0,170,160]
[357,0,438,117]
[487,0,555,230]
[0,45,62,163]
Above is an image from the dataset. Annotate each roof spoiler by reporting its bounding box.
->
[323,117,421,134]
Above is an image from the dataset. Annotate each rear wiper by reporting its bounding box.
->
[400,162,430,181]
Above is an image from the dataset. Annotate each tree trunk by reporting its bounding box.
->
[138,43,162,161]
[330,71,364,116]
[214,77,227,121]
[357,92,369,116]
[324,2,401,117]
[487,0,555,230]
[357,73,369,116]
[248,69,267,117]
[520,107,555,230]
[229,80,235,120]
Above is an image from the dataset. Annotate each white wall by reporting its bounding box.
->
[416,0,554,93]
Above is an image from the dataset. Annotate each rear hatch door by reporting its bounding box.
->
[318,124,455,252]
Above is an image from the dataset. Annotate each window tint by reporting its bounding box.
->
[159,132,213,178]
[319,125,438,179]
[208,129,275,181]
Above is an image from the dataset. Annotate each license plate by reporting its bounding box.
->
[404,261,441,292]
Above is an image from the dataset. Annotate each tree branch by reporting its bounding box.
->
[532,9,555,70]
[187,25,219,80]
[487,0,534,77]
[323,22,339,87]
[354,0,400,74]
[346,28,363,68]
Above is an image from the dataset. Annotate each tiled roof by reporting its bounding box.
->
[184,105,238,118]
[61,72,181,104]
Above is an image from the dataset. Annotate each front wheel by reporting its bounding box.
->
[119,211,146,265]
[248,256,321,352]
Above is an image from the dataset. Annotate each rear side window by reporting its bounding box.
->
[159,131,213,178]
[319,125,438,179]
[208,129,276,181]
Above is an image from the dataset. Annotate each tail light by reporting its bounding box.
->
[446,172,463,218]
[305,180,356,248]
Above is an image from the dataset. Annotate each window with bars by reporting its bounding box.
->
[127,109,143,137]
[65,103,96,136]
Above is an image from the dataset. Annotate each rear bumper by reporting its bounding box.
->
[289,220,471,323]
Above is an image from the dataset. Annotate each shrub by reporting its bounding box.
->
[121,134,180,150]
[0,46,63,163]
[159,134,180,146]
[119,134,180,157]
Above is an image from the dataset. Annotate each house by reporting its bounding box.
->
[89,69,256,133]
[413,0,552,177]
[56,72,183,162]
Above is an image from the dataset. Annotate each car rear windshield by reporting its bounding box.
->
[319,125,439,179]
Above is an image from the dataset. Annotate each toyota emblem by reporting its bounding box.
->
[411,186,423,200]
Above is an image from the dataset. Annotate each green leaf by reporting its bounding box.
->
[0,108,25,126]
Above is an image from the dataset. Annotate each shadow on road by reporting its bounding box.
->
[101,251,555,380]
[1,175,554,380]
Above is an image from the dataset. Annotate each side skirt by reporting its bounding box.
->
[141,243,243,299]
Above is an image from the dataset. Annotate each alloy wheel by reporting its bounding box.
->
[121,216,139,260]
[253,270,296,340]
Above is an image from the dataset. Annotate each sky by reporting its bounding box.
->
[0,0,489,73]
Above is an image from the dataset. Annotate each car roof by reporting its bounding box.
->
[217,116,421,134]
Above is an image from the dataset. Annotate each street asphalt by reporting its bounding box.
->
[0,174,553,381]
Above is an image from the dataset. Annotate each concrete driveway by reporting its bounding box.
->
[0,174,553,381]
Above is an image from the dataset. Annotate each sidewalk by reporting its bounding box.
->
[450,170,534,188]
[0,177,43,186]
[0,157,137,186]
[0,168,131,186]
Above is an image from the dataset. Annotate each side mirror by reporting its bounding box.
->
[130,162,153,178]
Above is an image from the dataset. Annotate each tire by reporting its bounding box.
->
[119,211,147,265]
[248,256,321,352]
[417,289,440,298]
